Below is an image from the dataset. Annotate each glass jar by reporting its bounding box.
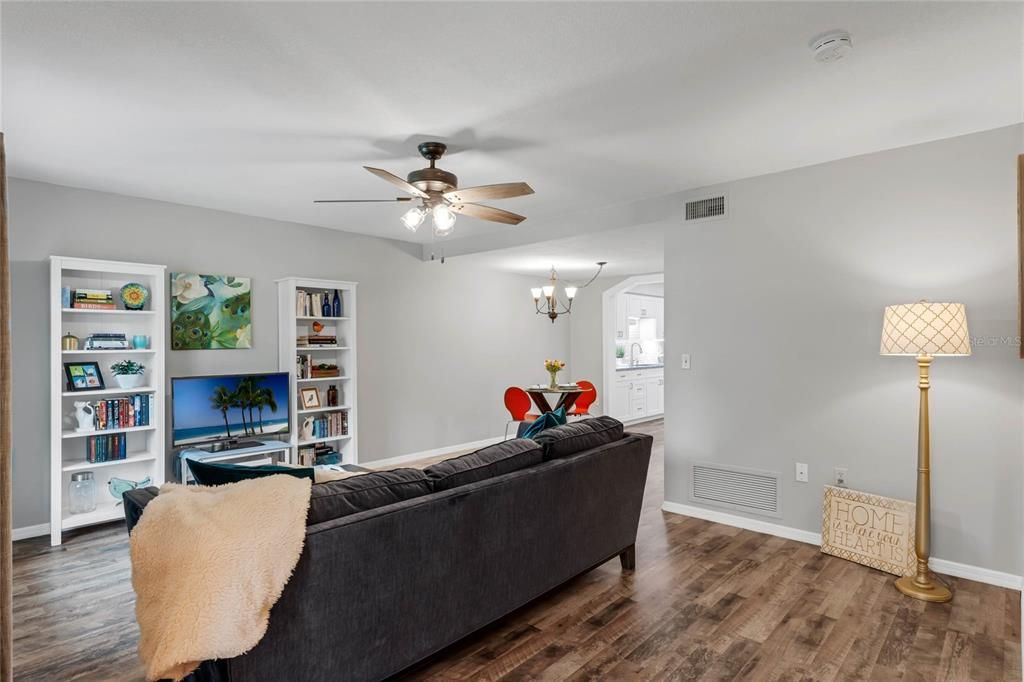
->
[68,472,97,514]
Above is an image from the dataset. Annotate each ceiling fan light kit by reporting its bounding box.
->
[316,141,534,238]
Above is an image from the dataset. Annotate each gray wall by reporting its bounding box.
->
[664,124,1023,574]
[9,179,568,530]
[568,276,625,412]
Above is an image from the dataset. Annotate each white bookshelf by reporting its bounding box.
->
[277,278,358,466]
[50,256,167,545]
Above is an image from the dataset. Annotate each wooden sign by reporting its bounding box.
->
[821,485,915,577]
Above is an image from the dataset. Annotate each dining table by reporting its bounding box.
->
[523,383,592,415]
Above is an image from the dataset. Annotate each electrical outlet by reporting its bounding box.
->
[795,462,809,483]
[834,467,848,488]
[681,354,691,370]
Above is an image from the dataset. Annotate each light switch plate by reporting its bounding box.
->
[681,354,691,369]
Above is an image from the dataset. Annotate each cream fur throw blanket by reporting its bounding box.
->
[129,475,312,681]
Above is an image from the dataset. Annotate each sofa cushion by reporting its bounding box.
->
[425,439,543,492]
[532,416,625,460]
[186,458,315,486]
[307,468,432,525]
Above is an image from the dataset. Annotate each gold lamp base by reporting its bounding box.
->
[893,354,954,604]
[895,574,952,603]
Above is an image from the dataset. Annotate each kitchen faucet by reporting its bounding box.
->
[630,342,643,367]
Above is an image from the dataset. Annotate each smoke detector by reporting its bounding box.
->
[810,31,852,63]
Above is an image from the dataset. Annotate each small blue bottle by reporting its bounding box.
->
[332,290,342,317]
[321,295,332,318]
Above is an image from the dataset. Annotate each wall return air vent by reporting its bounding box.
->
[684,195,726,222]
[690,462,781,518]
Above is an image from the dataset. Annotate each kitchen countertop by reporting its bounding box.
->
[615,364,664,371]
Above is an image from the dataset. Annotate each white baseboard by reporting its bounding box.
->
[363,435,505,469]
[662,501,820,545]
[662,501,1022,591]
[928,558,1023,591]
[12,523,49,542]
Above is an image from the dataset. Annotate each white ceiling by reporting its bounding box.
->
[4,2,1021,257]
[458,222,667,280]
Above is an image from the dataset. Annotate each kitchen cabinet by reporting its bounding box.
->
[610,367,664,421]
[644,376,664,414]
[626,293,655,319]
[615,294,627,340]
[653,297,665,339]
[624,294,663,337]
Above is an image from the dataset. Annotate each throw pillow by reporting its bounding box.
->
[521,406,567,439]
[186,458,315,486]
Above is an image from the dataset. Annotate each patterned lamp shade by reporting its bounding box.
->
[880,302,971,357]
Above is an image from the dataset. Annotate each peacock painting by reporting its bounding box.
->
[170,273,252,350]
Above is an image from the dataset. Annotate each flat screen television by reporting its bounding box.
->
[171,372,290,448]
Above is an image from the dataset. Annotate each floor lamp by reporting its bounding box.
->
[880,301,970,603]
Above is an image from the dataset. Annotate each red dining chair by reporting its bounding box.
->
[568,380,597,419]
[504,387,539,439]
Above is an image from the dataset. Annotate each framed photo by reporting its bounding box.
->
[63,361,105,391]
[170,272,251,350]
[300,387,321,410]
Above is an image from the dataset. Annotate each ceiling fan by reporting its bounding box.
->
[315,141,534,237]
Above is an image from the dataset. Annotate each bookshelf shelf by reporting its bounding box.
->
[61,425,156,439]
[62,503,125,530]
[61,386,157,397]
[51,256,167,546]
[297,434,352,446]
[61,308,156,315]
[62,452,158,472]
[62,349,156,355]
[297,405,351,415]
[279,278,358,467]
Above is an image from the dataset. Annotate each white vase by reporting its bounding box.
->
[114,373,144,389]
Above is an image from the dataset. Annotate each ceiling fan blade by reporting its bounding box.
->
[364,166,429,198]
[450,203,526,225]
[314,197,413,203]
[443,182,534,204]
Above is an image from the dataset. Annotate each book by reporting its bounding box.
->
[72,301,116,310]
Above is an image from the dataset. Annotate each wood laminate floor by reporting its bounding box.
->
[12,419,1021,681]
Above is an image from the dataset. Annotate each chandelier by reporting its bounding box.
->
[531,262,606,323]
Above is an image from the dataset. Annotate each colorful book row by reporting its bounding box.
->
[306,411,348,440]
[93,394,152,430]
[86,433,128,463]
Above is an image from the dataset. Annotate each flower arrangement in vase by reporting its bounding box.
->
[544,359,566,389]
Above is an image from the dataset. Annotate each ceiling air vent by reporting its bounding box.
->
[684,195,726,222]
[690,462,780,517]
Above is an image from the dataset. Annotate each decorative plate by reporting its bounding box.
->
[120,282,149,310]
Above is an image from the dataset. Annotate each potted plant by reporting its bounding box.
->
[110,360,146,389]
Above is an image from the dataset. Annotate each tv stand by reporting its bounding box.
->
[177,439,291,484]
[209,439,262,452]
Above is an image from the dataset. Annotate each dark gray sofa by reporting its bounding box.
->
[124,417,652,682]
